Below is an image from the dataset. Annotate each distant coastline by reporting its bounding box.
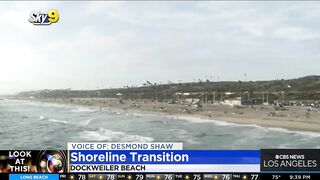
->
[10,97,320,133]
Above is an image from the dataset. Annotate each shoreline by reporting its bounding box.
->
[7,97,320,134]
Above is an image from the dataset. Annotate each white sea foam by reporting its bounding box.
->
[168,128,199,144]
[71,108,96,113]
[80,128,154,142]
[167,115,320,138]
[170,115,261,128]
[78,119,93,126]
[48,119,68,124]
[131,113,160,117]
[46,116,93,126]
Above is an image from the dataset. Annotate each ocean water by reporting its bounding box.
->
[0,99,320,150]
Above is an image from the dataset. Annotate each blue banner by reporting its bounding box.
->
[69,150,260,164]
[9,174,59,180]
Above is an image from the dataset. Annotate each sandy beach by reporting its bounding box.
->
[14,97,320,133]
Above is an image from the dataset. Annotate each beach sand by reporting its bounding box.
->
[14,97,320,133]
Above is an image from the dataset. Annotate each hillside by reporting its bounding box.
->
[16,75,320,102]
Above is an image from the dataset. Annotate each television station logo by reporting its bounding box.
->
[29,9,59,25]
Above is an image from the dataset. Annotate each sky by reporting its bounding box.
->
[0,1,319,94]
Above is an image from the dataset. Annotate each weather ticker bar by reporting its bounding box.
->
[1,173,320,180]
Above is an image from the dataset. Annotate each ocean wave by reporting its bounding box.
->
[70,108,96,113]
[107,111,122,115]
[168,115,320,138]
[168,128,199,144]
[265,127,320,138]
[41,114,92,126]
[185,138,199,144]
[78,119,93,126]
[131,113,160,117]
[48,119,68,124]
[170,115,261,128]
[79,128,154,142]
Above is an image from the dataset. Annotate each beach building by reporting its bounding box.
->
[185,98,200,104]
[221,97,242,106]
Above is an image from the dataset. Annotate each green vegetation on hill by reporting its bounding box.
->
[17,75,320,102]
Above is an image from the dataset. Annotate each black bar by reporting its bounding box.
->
[1,173,320,180]
[261,149,320,171]
[0,173,8,180]
[261,173,320,180]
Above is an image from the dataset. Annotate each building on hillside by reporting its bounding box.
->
[221,97,242,106]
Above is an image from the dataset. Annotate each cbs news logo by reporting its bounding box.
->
[29,10,59,25]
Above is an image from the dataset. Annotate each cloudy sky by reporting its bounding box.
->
[0,2,319,94]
